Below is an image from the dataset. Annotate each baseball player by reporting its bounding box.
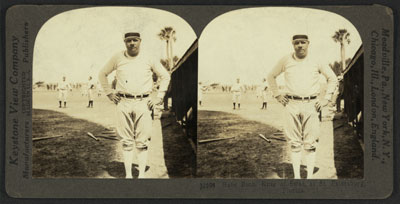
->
[258,78,269,110]
[98,32,170,179]
[198,82,205,106]
[57,76,71,108]
[231,78,244,110]
[87,76,95,108]
[267,34,338,179]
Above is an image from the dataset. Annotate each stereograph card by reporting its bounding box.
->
[3,4,395,199]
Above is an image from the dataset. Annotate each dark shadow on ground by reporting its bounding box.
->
[197,110,283,178]
[33,109,119,178]
[272,163,320,179]
[333,115,364,179]
[104,161,150,178]
[160,111,196,178]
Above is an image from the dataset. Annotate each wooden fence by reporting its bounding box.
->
[343,46,364,140]
[169,40,198,151]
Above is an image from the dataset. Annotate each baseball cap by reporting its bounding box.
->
[292,34,308,41]
[124,32,141,39]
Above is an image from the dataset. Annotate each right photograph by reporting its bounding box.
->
[197,7,364,179]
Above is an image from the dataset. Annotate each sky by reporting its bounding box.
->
[199,7,363,86]
[33,7,197,83]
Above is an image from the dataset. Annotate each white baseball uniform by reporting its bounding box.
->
[231,82,243,103]
[198,84,203,102]
[99,51,170,150]
[87,79,95,101]
[267,53,337,151]
[260,81,268,103]
[57,80,70,102]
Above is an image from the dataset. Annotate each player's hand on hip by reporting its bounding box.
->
[315,99,329,112]
[275,95,289,106]
[147,97,163,110]
[107,93,121,104]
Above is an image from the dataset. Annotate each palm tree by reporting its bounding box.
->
[160,56,179,72]
[332,29,351,71]
[158,27,177,72]
[329,58,352,77]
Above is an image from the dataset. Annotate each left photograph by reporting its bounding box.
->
[32,7,198,179]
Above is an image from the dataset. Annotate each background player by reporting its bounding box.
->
[87,76,95,108]
[198,82,206,106]
[231,78,244,110]
[258,78,269,110]
[57,76,71,108]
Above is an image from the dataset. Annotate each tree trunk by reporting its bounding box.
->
[341,42,346,71]
[169,39,174,71]
[166,40,170,71]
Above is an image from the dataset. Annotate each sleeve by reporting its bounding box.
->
[319,62,338,100]
[151,59,171,99]
[267,56,286,97]
[98,53,118,95]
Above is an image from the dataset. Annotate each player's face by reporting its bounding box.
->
[292,39,309,58]
[236,79,240,83]
[124,37,141,55]
[63,77,66,81]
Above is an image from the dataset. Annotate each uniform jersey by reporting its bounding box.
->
[231,82,243,93]
[58,81,70,90]
[268,53,337,100]
[87,79,95,90]
[99,51,170,99]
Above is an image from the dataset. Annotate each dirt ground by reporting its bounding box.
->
[32,90,195,178]
[197,91,363,179]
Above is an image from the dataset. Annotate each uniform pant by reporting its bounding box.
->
[87,89,94,101]
[284,99,320,152]
[58,89,68,102]
[116,98,152,151]
[232,92,241,103]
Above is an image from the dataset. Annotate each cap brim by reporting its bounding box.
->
[125,36,141,39]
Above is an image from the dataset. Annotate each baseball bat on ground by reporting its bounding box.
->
[33,135,63,141]
[198,136,235,144]
[101,131,116,135]
[87,132,99,141]
[99,133,117,137]
[96,135,119,140]
[258,134,271,143]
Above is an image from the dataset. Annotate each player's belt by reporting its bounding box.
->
[286,95,317,100]
[117,93,149,99]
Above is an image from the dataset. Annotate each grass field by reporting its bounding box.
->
[32,90,195,178]
[197,91,363,179]
[32,89,363,179]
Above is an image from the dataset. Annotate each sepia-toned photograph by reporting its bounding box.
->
[4,3,395,199]
[197,7,364,179]
[32,7,197,179]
